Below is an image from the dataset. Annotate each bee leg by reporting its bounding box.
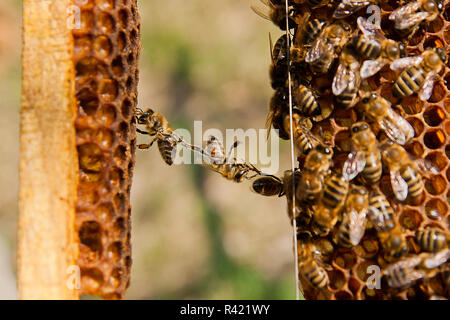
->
[137,128,150,135]
[138,143,151,149]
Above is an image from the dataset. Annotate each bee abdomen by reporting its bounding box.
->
[362,155,382,184]
[295,131,315,155]
[335,88,358,108]
[322,176,348,209]
[295,85,321,117]
[401,166,423,198]
[336,223,352,248]
[305,19,325,44]
[415,228,448,252]
[158,140,176,165]
[302,260,329,290]
[393,66,425,98]
[351,36,381,59]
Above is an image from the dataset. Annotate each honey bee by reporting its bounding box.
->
[251,170,303,220]
[336,186,369,248]
[360,93,414,145]
[266,88,290,140]
[305,21,351,74]
[332,46,361,108]
[415,228,449,253]
[381,142,437,201]
[384,249,450,288]
[135,108,203,165]
[297,240,330,290]
[343,122,382,184]
[203,136,262,183]
[269,34,289,90]
[293,84,322,117]
[284,113,320,156]
[296,145,334,203]
[251,0,297,30]
[333,0,378,19]
[389,0,444,37]
[352,17,406,79]
[368,190,408,258]
[391,48,447,101]
[312,173,349,236]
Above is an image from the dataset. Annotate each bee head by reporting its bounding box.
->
[316,144,333,157]
[136,108,155,125]
[351,122,369,134]
[435,47,447,63]
[398,43,406,58]
[361,92,377,104]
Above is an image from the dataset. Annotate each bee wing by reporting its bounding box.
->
[390,170,409,201]
[368,204,386,231]
[342,151,366,181]
[419,71,437,102]
[251,4,271,21]
[395,12,431,30]
[333,0,371,19]
[415,157,439,175]
[387,270,426,288]
[306,36,331,63]
[332,63,350,95]
[389,1,421,21]
[390,56,423,71]
[348,209,368,246]
[357,16,383,39]
[379,118,409,145]
[422,249,450,270]
[361,59,386,79]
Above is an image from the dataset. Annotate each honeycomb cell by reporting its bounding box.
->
[96,0,115,10]
[314,98,334,122]
[78,10,95,34]
[78,187,100,206]
[407,117,425,137]
[112,56,125,77]
[98,79,118,102]
[424,175,447,195]
[335,130,351,152]
[335,290,353,300]
[407,28,425,47]
[404,141,425,157]
[118,121,129,140]
[361,287,383,300]
[81,268,104,292]
[425,16,444,33]
[79,221,103,257]
[114,145,127,166]
[77,88,99,116]
[446,145,450,160]
[333,108,357,128]
[113,217,125,238]
[425,151,448,172]
[423,106,445,126]
[121,98,132,119]
[401,96,424,115]
[78,143,104,172]
[399,209,423,230]
[328,269,346,291]
[118,9,129,29]
[444,24,450,44]
[348,277,361,297]
[95,128,114,149]
[107,242,122,264]
[110,167,125,189]
[333,249,357,270]
[379,65,397,82]
[93,36,113,59]
[76,57,101,77]
[114,193,126,213]
[423,129,445,149]
[74,36,93,61]
[425,198,448,221]
[96,202,115,222]
[97,104,117,126]
[380,83,399,105]
[355,237,379,259]
[423,36,445,50]
[366,73,381,90]
[429,83,446,103]
[75,0,95,8]
[110,268,123,289]
[117,31,127,51]
[97,12,115,34]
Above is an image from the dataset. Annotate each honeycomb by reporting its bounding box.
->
[72,0,141,299]
[265,2,450,300]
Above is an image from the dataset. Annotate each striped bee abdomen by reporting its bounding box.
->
[393,66,425,98]
[351,35,382,59]
[294,85,321,117]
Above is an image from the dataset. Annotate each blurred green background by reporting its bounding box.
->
[0,0,298,299]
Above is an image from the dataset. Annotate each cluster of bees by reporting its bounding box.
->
[250,0,449,296]
[134,0,449,299]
